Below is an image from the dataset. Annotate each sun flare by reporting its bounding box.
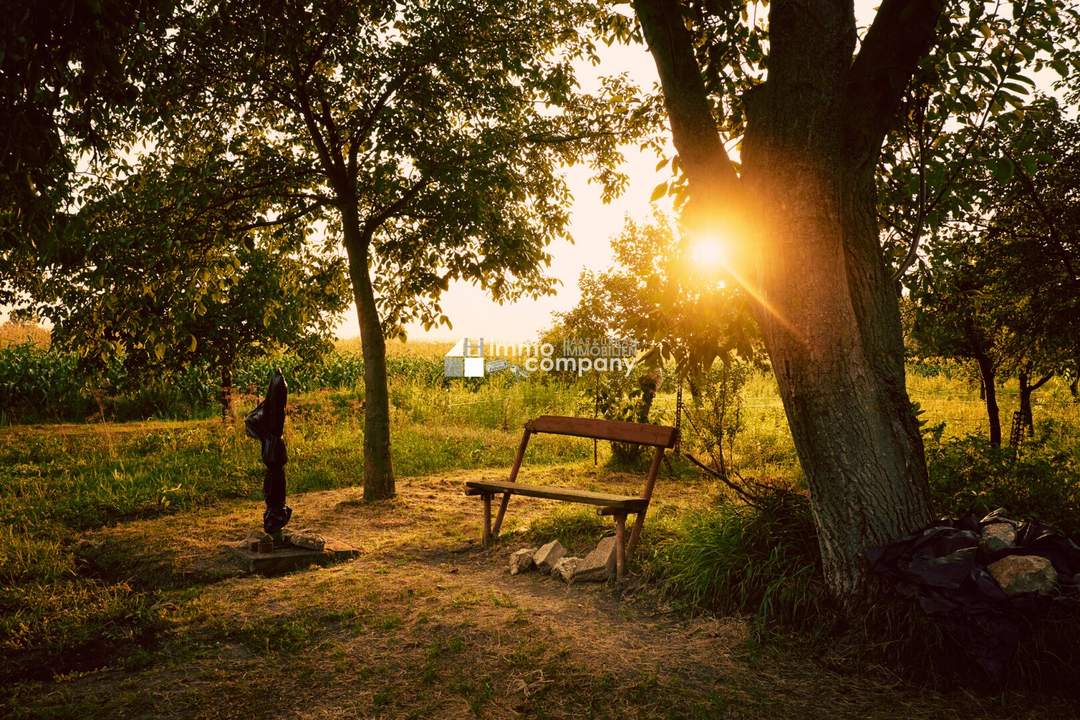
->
[688,233,731,270]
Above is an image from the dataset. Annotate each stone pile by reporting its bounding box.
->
[508,536,618,584]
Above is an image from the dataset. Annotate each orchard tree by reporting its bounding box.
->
[146,0,643,500]
[35,148,350,420]
[591,213,759,381]
[907,232,1008,446]
[908,103,1080,445]
[551,213,761,471]
[979,108,1080,436]
[627,0,1080,602]
[0,0,174,297]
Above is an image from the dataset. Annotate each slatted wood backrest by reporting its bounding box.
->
[489,415,676,542]
[527,415,677,449]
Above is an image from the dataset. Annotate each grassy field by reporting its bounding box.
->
[2,343,1079,718]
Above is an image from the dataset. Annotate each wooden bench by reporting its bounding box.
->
[464,415,677,578]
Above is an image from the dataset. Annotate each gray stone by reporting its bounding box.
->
[533,540,566,574]
[509,548,537,575]
[988,554,1057,595]
[229,537,359,575]
[552,556,581,583]
[246,531,274,553]
[574,536,618,583]
[284,529,326,551]
[979,522,1017,553]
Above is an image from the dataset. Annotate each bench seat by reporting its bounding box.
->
[465,479,647,512]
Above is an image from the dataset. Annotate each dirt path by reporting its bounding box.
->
[5,469,1073,719]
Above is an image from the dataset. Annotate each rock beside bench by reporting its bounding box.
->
[510,548,537,575]
[534,540,566,574]
[509,537,619,584]
[574,536,617,583]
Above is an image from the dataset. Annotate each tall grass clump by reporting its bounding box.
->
[643,485,825,634]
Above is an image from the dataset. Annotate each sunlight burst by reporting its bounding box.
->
[689,233,731,271]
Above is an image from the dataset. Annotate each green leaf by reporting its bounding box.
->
[650,182,668,202]
[990,157,1014,183]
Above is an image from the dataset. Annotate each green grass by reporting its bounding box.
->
[640,485,826,634]
[0,387,589,536]
[0,384,592,686]
[2,365,1079,715]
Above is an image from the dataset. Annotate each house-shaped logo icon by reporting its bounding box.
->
[444,337,485,378]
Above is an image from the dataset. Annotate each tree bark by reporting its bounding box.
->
[633,0,939,603]
[220,363,234,423]
[975,353,1001,448]
[1018,368,1053,439]
[739,130,933,603]
[341,206,395,501]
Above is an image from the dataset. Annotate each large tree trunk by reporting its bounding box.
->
[342,208,395,501]
[974,354,1001,448]
[633,0,939,604]
[739,137,933,602]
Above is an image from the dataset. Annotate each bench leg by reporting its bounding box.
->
[492,492,511,538]
[482,493,493,547]
[492,428,531,539]
[613,513,626,580]
[626,510,646,562]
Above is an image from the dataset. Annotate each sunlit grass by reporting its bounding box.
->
[334,336,453,358]
[0,322,50,348]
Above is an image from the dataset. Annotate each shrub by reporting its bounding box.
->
[642,485,826,634]
[0,344,449,423]
[0,342,93,422]
[927,429,1080,536]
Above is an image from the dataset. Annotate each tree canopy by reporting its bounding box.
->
[28,0,649,499]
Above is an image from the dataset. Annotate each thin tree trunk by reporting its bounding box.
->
[1018,368,1053,439]
[975,354,1001,448]
[220,363,234,423]
[1019,368,1032,438]
[342,208,394,501]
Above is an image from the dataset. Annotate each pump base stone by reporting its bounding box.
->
[228,536,359,575]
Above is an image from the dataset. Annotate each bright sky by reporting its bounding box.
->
[341,1,884,344]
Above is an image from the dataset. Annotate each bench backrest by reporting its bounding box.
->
[527,415,677,449]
